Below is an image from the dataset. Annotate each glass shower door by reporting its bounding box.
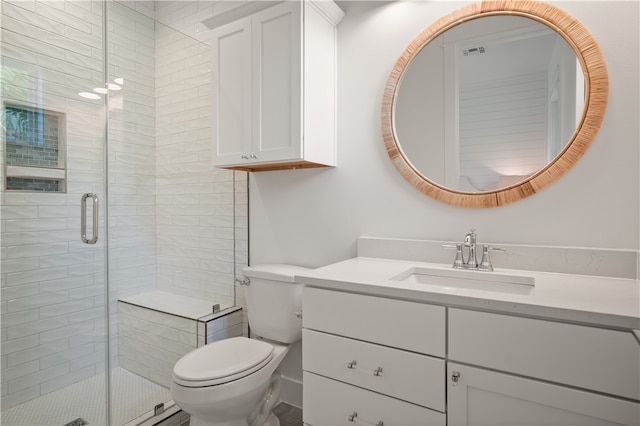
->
[1,0,110,424]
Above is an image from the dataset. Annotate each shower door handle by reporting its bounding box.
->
[81,193,99,244]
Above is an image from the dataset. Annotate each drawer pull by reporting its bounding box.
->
[346,411,384,426]
[345,360,384,376]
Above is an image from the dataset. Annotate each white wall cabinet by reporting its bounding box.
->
[302,287,640,426]
[211,1,342,171]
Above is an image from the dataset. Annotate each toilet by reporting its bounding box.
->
[170,264,309,426]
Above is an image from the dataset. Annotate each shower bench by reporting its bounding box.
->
[117,291,243,388]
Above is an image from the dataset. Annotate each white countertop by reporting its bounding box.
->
[295,257,640,330]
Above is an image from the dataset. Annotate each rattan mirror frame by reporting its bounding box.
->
[382,0,608,208]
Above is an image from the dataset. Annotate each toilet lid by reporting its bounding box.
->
[173,337,274,387]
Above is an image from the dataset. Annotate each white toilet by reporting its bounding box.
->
[171,264,309,426]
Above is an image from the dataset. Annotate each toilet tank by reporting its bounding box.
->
[242,264,310,344]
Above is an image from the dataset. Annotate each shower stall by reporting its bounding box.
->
[0,1,248,424]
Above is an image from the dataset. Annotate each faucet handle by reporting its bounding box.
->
[478,245,492,271]
[478,245,506,272]
[442,244,465,269]
[453,243,464,269]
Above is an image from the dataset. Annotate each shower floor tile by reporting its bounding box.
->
[1,367,170,426]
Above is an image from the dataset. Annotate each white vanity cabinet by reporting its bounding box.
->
[302,287,447,426]
[302,288,640,426]
[211,1,342,171]
[447,308,640,426]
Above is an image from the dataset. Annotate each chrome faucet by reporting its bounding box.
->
[446,229,505,271]
[462,229,478,268]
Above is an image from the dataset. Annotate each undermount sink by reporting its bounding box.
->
[390,266,535,295]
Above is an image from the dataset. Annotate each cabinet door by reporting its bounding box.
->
[251,2,302,163]
[449,308,640,400]
[211,18,252,166]
[447,363,640,426]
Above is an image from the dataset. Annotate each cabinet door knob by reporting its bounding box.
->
[451,370,461,386]
[346,360,357,369]
[249,154,258,159]
[241,154,249,159]
[373,366,383,376]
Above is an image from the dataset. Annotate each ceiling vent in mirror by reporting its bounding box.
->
[463,46,486,56]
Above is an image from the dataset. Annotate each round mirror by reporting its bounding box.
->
[382,1,608,208]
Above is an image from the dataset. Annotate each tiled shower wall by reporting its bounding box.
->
[1,0,109,409]
[153,0,250,336]
[105,0,158,373]
[154,20,238,307]
[1,0,245,410]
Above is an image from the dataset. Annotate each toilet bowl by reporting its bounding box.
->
[170,264,309,426]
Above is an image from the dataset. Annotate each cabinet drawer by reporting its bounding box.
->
[449,308,640,400]
[303,329,445,411]
[303,371,446,426]
[303,287,445,356]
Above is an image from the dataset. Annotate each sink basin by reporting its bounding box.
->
[390,266,535,295]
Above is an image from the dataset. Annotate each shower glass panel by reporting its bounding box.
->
[106,2,243,423]
[1,0,109,425]
[0,0,248,426]
[1,0,244,425]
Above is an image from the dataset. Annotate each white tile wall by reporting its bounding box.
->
[1,0,246,411]
[150,0,250,337]
[1,0,108,410]
[154,18,240,308]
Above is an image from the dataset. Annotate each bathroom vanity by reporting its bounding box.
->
[297,238,640,426]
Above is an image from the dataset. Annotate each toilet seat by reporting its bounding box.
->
[173,337,274,387]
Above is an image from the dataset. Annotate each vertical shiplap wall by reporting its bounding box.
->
[1,0,109,409]
[458,72,548,190]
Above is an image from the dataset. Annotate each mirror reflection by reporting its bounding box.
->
[395,16,584,192]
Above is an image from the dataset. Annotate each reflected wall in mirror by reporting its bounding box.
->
[382,1,608,208]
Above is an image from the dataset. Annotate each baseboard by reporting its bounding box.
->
[280,374,303,409]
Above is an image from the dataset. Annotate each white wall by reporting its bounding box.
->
[249,1,640,270]
[248,0,640,399]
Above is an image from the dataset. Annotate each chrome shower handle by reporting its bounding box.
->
[81,193,99,244]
